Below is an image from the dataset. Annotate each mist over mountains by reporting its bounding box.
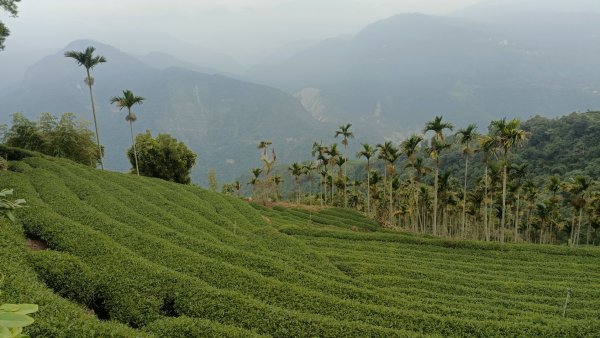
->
[3,2,600,184]
[0,40,332,184]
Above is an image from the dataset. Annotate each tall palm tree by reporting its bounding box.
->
[272,175,283,200]
[509,163,528,242]
[312,142,328,206]
[455,124,478,238]
[257,141,275,202]
[402,134,424,231]
[325,143,340,204]
[110,90,145,176]
[424,116,454,236]
[65,46,107,169]
[412,157,430,233]
[356,143,376,214]
[489,118,529,243]
[480,134,497,241]
[376,141,400,226]
[424,116,454,142]
[425,138,452,236]
[565,175,592,246]
[257,140,272,157]
[335,124,354,208]
[303,161,317,204]
[250,168,263,199]
[289,162,304,204]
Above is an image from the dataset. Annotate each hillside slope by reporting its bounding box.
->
[0,39,330,184]
[1,147,599,337]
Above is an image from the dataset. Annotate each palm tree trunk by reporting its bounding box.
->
[389,169,393,226]
[586,212,591,245]
[484,166,489,241]
[344,145,348,208]
[321,174,325,206]
[128,113,140,176]
[462,155,468,238]
[433,161,439,236]
[514,191,520,243]
[500,152,508,244]
[366,160,371,215]
[570,213,576,246]
[490,191,495,242]
[576,208,583,246]
[331,163,334,205]
[86,69,104,170]
[411,176,419,233]
[296,179,300,205]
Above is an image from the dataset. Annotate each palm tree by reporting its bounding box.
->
[312,141,328,206]
[509,163,528,242]
[249,168,263,199]
[480,134,497,241]
[233,181,242,198]
[376,141,400,226]
[424,116,454,142]
[257,141,275,202]
[257,140,272,157]
[455,124,478,238]
[110,90,145,176]
[565,175,592,246]
[272,175,283,200]
[303,161,317,204]
[425,138,452,236]
[356,143,376,214]
[325,143,340,205]
[401,135,424,232]
[335,124,354,208]
[412,157,430,233]
[489,118,529,243]
[535,201,552,244]
[65,46,107,169]
[424,116,454,236]
[289,162,304,204]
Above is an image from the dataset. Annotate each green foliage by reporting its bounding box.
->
[28,251,96,306]
[516,111,600,178]
[1,154,600,336]
[128,131,197,184]
[0,303,37,338]
[2,113,101,167]
[0,189,25,223]
[0,0,19,51]
[207,168,218,191]
[142,317,266,337]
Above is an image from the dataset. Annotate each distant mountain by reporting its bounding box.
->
[134,51,221,75]
[247,13,600,132]
[0,39,331,184]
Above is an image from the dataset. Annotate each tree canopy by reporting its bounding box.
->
[0,0,20,50]
[1,112,101,166]
[128,131,197,184]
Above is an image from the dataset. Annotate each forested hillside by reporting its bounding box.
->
[517,111,600,178]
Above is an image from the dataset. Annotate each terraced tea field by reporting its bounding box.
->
[1,148,599,337]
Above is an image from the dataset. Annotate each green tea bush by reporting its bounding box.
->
[28,250,96,306]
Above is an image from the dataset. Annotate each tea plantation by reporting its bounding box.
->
[1,148,599,337]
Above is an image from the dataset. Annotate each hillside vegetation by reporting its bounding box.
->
[1,147,600,337]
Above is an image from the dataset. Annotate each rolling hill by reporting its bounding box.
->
[1,146,599,337]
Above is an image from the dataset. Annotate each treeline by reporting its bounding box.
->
[228,112,600,246]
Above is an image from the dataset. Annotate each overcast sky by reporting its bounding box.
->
[3,0,483,63]
[3,0,600,66]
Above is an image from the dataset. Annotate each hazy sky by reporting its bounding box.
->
[3,0,482,63]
